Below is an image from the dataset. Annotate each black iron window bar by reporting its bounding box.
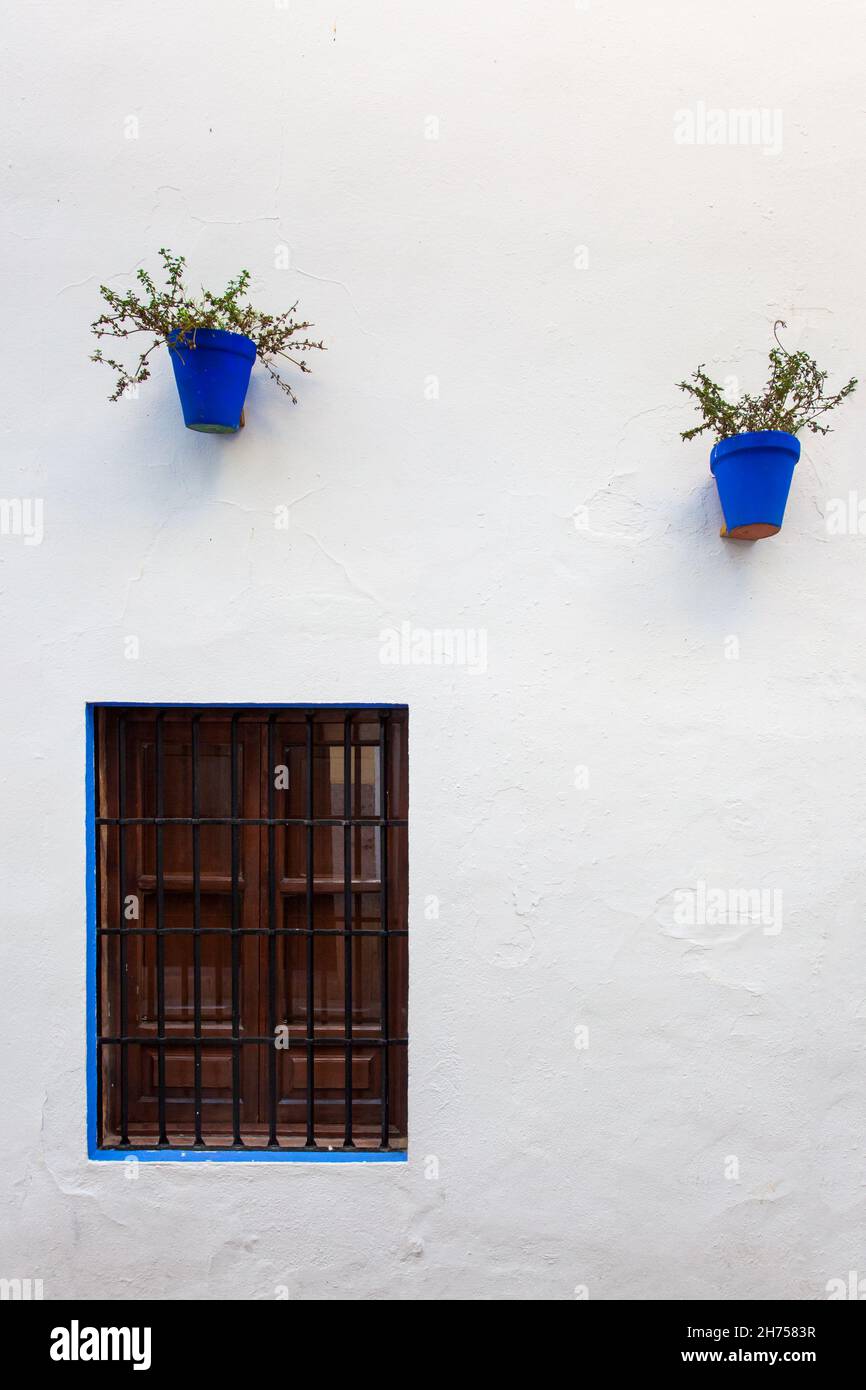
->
[95,706,408,1153]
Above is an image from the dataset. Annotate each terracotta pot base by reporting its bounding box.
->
[721,522,781,541]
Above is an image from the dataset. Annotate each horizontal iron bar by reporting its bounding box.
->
[97,927,408,936]
[97,1035,407,1047]
[99,1143,404,1154]
[96,817,408,827]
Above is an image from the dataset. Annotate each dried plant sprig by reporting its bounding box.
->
[90,248,325,402]
[677,321,857,443]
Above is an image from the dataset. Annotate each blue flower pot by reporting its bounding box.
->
[167,329,256,433]
[709,430,800,539]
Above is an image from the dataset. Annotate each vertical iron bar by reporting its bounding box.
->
[117,713,128,1145]
[192,715,203,1146]
[230,713,243,1145]
[267,713,278,1146]
[155,711,167,1145]
[379,713,391,1148]
[305,714,316,1147]
[343,712,354,1147]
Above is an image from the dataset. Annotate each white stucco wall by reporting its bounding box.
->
[2,0,865,1300]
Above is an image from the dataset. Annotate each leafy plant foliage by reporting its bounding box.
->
[91,248,325,402]
[678,322,856,443]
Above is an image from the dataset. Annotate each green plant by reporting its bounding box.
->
[677,322,857,443]
[90,248,325,402]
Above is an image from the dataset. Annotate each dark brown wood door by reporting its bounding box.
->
[96,707,408,1150]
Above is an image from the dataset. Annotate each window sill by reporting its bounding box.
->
[88,1147,407,1164]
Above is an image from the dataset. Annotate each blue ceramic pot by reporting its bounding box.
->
[167,328,256,433]
[709,430,800,539]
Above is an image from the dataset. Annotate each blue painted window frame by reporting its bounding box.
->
[85,703,408,1164]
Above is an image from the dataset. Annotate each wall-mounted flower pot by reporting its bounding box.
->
[710,429,800,540]
[167,329,256,433]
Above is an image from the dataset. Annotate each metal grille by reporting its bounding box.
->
[93,705,408,1152]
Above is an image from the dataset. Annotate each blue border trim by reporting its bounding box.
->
[84,703,408,1165]
[90,1149,407,1163]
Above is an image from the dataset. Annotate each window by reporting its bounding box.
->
[91,706,408,1155]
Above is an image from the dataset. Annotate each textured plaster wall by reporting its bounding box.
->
[1,0,865,1301]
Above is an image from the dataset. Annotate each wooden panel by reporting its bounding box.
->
[157,1051,234,1090]
[289,1051,373,1091]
